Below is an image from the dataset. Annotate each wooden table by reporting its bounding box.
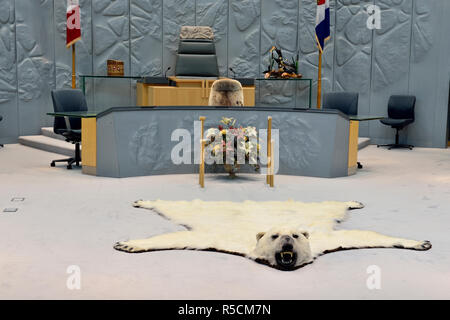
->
[137,77,255,107]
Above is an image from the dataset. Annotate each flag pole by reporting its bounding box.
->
[72,43,76,89]
[316,49,322,109]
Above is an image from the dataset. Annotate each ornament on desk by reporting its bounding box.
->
[107,59,124,76]
[263,46,302,79]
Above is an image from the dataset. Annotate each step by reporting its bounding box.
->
[22,131,370,157]
[358,137,371,150]
[41,127,66,141]
[18,135,76,157]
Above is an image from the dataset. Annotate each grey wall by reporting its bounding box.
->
[0,0,449,148]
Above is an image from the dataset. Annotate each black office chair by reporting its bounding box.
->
[377,95,415,150]
[0,115,3,148]
[50,89,87,169]
[175,26,219,77]
[323,92,363,169]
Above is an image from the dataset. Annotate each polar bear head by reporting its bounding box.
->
[251,227,312,270]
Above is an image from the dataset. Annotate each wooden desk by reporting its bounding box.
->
[47,109,365,178]
[137,77,255,107]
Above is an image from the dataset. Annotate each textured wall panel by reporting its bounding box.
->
[369,0,413,143]
[16,0,55,135]
[196,0,229,76]
[130,0,163,76]
[0,0,18,143]
[227,0,260,78]
[162,0,195,76]
[92,0,131,111]
[334,0,373,136]
[407,0,437,146]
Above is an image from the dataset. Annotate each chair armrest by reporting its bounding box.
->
[63,116,72,131]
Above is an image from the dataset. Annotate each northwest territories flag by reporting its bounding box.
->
[315,0,330,52]
[66,0,81,48]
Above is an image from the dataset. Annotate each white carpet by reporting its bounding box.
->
[0,144,448,298]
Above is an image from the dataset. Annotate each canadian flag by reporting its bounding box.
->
[66,0,81,48]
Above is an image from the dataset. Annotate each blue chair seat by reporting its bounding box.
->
[380,118,414,128]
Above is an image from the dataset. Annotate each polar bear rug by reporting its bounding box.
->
[114,200,431,271]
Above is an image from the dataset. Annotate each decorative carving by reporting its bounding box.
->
[0,0,16,105]
[129,121,168,171]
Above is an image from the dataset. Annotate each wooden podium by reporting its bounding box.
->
[137,77,255,107]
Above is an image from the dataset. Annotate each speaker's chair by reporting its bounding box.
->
[175,26,219,78]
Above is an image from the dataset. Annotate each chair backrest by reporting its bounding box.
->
[388,95,416,120]
[323,92,359,116]
[175,26,219,77]
[51,89,88,133]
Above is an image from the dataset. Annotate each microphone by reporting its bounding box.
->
[229,67,236,78]
[164,66,171,78]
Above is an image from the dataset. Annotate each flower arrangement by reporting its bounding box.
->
[204,117,260,177]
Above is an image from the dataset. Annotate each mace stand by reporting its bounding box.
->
[199,116,206,188]
[266,116,274,188]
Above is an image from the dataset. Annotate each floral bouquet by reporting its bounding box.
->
[204,117,260,177]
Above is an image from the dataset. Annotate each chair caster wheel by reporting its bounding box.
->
[67,165,72,170]
[51,162,55,167]
[357,163,363,169]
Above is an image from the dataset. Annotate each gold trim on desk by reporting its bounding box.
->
[81,118,97,176]
[348,120,359,176]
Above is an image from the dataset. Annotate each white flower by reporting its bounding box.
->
[205,128,219,140]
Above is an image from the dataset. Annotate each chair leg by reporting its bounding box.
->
[50,142,82,169]
[51,158,75,168]
[377,128,414,150]
[74,143,81,166]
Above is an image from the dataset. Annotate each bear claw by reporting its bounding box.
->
[420,240,432,250]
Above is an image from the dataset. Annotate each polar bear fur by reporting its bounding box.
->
[208,79,244,107]
[114,200,431,271]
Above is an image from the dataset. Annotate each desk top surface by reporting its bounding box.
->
[349,115,384,121]
[47,111,98,118]
[48,107,384,122]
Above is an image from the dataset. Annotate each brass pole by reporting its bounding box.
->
[267,116,272,185]
[316,50,322,109]
[270,138,275,188]
[199,117,206,188]
[72,43,76,89]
